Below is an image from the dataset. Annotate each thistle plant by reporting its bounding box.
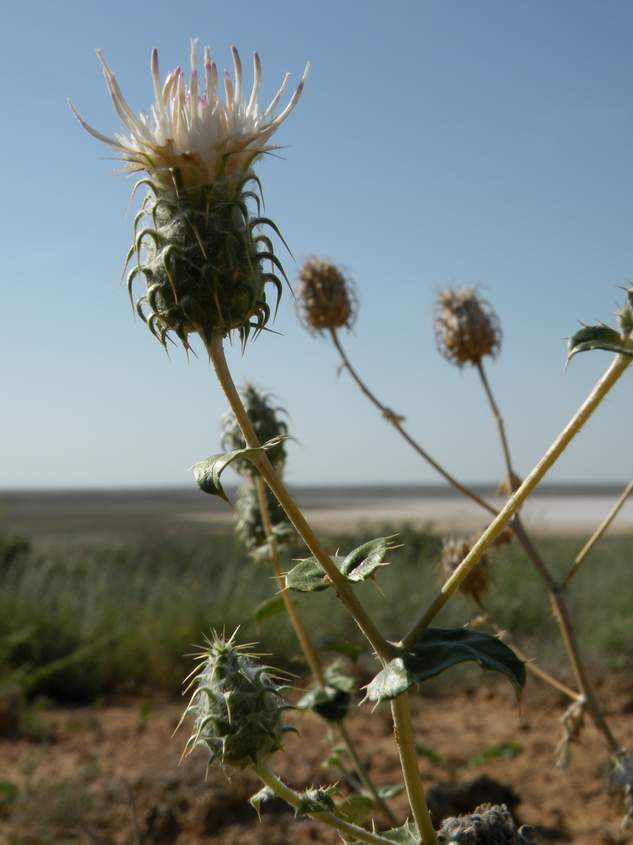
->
[75,37,633,842]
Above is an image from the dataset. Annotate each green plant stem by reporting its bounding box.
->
[209,334,431,832]
[207,333,393,662]
[330,329,496,517]
[563,477,633,589]
[254,761,397,845]
[254,476,397,825]
[402,354,631,649]
[475,359,621,753]
[390,694,437,844]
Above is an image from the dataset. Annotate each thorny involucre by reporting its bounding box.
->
[70,41,309,348]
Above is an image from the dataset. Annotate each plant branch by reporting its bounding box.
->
[401,354,631,648]
[207,333,393,662]
[390,694,437,844]
[254,477,396,824]
[254,761,397,845]
[563,477,633,589]
[475,359,621,753]
[330,329,496,517]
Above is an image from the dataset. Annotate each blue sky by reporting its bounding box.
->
[3,0,633,488]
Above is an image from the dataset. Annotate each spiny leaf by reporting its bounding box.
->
[336,793,374,825]
[192,435,287,502]
[365,628,526,703]
[345,821,419,845]
[253,594,288,624]
[297,662,355,722]
[285,535,398,592]
[567,325,633,362]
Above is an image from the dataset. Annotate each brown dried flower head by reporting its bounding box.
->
[297,258,358,334]
[435,286,501,367]
[440,537,490,602]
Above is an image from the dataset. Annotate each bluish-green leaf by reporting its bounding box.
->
[297,662,355,721]
[567,325,633,362]
[253,594,287,624]
[366,628,526,703]
[192,435,287,501]
[285,535,399,592]
[336,793,374,825]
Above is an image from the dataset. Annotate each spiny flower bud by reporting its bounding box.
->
[437,803,539,844]
[180,631,289,769]
[235,482,293,555]
[435,286,501,367]
[297,258,358,334]
[221,384,288,475]
[71,42,308,349]
[440,537,491,602]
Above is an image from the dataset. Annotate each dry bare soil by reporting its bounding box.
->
[3,679,633,845]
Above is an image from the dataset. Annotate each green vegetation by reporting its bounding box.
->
[0,526,631,703]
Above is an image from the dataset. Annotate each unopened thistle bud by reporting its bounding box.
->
[435,286,501,367]
[221,384,288,474]
[70,42,308,348]
[235,482,293,555]
[437,803,539,844]
[440,537,491,602]
[297,258,358,334]
[180,631,288,769]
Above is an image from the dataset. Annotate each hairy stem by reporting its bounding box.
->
[475,359,621,753]
[330,329,496,516]
[207,333,393,661]
[254,478,397,825]
[402,354,631,648]
[563,477,633,589]
[254,761,396,845]
[391,694,437,844]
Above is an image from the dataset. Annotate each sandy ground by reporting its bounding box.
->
[3,678,633,845]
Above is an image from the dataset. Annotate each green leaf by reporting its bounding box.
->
[340,535,400,580]
[377,783,405,799]
[253,594,288,624]
[317,637,363,661]
[464,740,523,769]
[285,535,399,592]
[297,662,355,721]
[345,822,419,845]
[567,325,633,362]
[365,628,526,703]
[192,435,287,502]
[336,793,374,824]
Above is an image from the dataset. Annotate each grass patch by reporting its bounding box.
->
[0,526,631,702]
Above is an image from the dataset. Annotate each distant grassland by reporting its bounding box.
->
[0,526,631,703]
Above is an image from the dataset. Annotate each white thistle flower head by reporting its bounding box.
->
[70,40,309,193]
[70,40,309,349]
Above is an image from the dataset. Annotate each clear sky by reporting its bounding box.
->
[3,0,633,489]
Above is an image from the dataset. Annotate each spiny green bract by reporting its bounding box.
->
[221,384,289,474]
[235,483,293,556]
[126,177,288,349]
[180,631,288,769]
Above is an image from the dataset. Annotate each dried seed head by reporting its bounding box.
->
[435,286,501,367]
[180,631,288,769]
[440,537,491,602]
[235,482,293,556]
[555,697,586,769]
[610,752,633,829]
[437,803,540,844]
[221,384,289,476]
[297,258,358,334]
